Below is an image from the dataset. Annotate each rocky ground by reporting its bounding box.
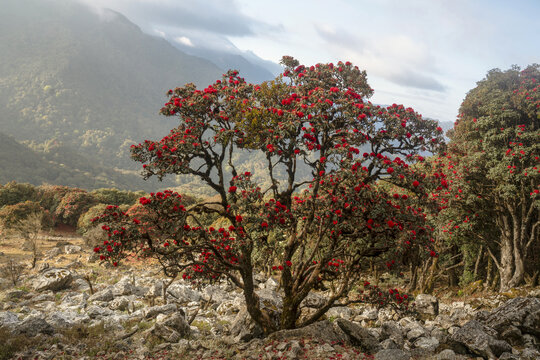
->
[0,237,539,359]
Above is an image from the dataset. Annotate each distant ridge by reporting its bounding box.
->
[0,0,224,189]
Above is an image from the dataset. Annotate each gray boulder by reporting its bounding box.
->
[143,303,178,319]
[167,283,202,302]
[436,349,457,360]
[14,316,54,337]
[414,336,440,352]
[374,348,411,360]
[64,245,82,254]
[520,347,540,360]
[88,288,114,302]
[109,296,131,311]
[32,268,72,292]
[381,320,404,346]
[450,319,512,359]
[481,297,540,338]
[230,307,264,342]
[86,305,113,319]
[268,320,349,344]
[414,294,439,317]
[0,311,20,328]
[335,318,380,352]
[156,312,191,338]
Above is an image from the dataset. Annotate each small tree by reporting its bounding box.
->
[0,258,25,286]
[93,57,444,332]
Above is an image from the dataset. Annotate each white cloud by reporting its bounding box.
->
[315,24,444,92]
[174,36,194,47]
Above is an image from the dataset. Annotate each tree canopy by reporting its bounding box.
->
[93,57,445,332]
[433,64,540,291]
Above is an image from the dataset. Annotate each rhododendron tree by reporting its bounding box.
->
[93,57,444,332]
[432,65,540,291]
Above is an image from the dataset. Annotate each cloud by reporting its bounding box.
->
[386,71,446,92]
[314,23,446,92]
[79,0,278,37]
[174,36,194,47]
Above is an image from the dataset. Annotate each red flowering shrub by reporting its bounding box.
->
[93,57,444,332]
[428,65,540,291]
[55,189,97,226]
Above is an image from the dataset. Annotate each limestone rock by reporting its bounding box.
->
[374,348,411,360]
[143,303,178,319]
[88,288,114,302]
[450,319,512,359]
[156,312,191,338]
[268,320,349,344]
[32,268,72,292]
[335,318,380,352]
[167,283,202,302]
[414,294,439,317]
[481,297,540,338]
[14,316,54,337]
[436,349,457,360]
[0,311,20,328]
[64,245,82,254]
[230,307,264,342]
[413,336,439,352]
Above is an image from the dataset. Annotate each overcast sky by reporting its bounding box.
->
[80,0,540,124]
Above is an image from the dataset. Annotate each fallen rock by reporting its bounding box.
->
[413,336,439,352]
[230,307,264,342]
[335,318,380,352]
[374,348,411,360]
[156,312,191,338]
[481,297,540,338]
[414,294,439,317]
[88,288,114,302]
[44,247,62,259]
[64,245,82,254]
[32,268,72,292]
[0,311,20,328]
[436,349,457,360]
[14,316,54,337]
[167,283,202,302]
[450,319,512,359]
[268,320,349,344]
[144,303,178,319]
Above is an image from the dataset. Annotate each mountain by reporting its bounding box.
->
[0,0,223,186]
[171,42,278,83]
[0,131,164,191]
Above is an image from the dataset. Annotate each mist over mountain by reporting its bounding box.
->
[171,41,278,84]
[0,0,226,189]
[0,0,449,193]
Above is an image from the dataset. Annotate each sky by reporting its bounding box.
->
[79,0,540,124]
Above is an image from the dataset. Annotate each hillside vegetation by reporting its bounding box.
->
[0,0,224,189]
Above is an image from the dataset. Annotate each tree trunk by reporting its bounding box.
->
[473,246,483,281]
[241,263,276,334]
[484,254,492,290]
[499,237,514,291]
[280,296,300,329]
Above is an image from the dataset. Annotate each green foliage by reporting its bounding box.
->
[433,64,540,290]
[0,201,43,231]
[0,0,222,191]
[77,204,109,235]
[0,181,37,207]
[0,327,32,360]
[90,188,143,206]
